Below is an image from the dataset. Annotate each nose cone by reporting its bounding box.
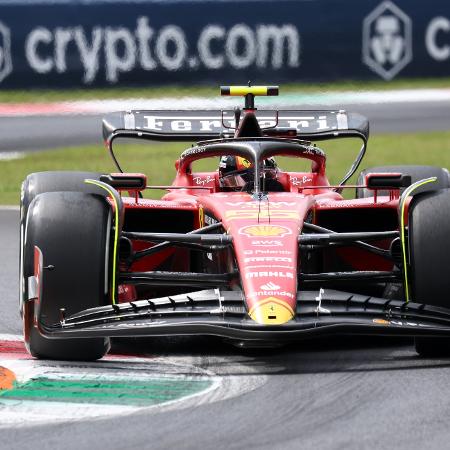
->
[248,297,294,325]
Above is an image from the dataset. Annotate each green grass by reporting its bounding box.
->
[1,77,450,103]
[2,130,450,205]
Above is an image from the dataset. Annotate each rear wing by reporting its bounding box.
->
[102,110,369,143]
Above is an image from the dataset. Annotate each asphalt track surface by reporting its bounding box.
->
[1,99,450,153]
[2,102,450,449]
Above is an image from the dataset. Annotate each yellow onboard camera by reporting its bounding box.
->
[220,85,279,109]
[220,86,279,96]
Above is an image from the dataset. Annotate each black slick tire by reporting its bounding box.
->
[23,191,111,360]
[409,189,450,357]
[20,171,103,315]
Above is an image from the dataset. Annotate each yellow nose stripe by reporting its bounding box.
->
[248,297,294,325]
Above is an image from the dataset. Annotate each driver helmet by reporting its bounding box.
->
[218,155,278,190]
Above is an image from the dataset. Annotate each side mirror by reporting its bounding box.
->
[366,173,411,190]
[100,173,147,191]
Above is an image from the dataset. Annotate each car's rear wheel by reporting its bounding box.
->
[20,171,103,315]
[408,189,450,357]
[23,191,111,360]
[356,165,450,198]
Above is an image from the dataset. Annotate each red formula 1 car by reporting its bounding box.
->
[20,86,450,360]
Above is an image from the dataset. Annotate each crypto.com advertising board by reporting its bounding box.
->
[0,0,447,88]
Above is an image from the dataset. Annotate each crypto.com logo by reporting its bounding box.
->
[362,1,412,80]
[0,21,12,82]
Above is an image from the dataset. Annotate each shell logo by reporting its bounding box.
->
[239,225,292,237]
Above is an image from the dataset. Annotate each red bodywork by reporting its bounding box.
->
[116,158,398,325]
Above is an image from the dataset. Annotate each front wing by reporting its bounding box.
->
[35,289,450,341]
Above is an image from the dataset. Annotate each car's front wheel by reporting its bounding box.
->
[408,188,450,357]
[23,191,111,360]
[20,171,104,316]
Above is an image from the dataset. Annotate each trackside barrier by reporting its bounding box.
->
[0,0,448,88]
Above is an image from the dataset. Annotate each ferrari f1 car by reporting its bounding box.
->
[20,86,450,360]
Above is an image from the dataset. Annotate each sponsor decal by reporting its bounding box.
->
[226,201,296,208]
[249,291,294,299]
[239,224,292,237]
[137,201,196,210]
[315,199,356,208]
[302,146,325,156]
[244,265,294,271]
[243,249,292,255]
[140,115,337,134]
[193,175,215,186]
[260,282,281,291]
[245,271,294,279]
[181,145,208,157]
[291,175,313,186]
[362,1,412,80]
[226,210,298,220]
[251,240,283,247]
[244,256,293,263]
